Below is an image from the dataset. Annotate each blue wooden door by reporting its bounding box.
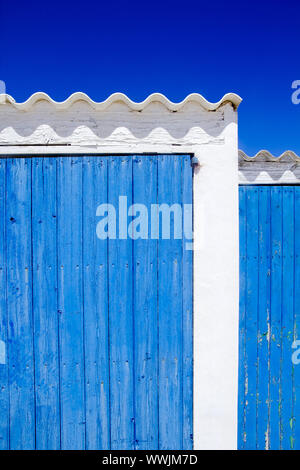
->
[239,185,300,450]
[0,155,193,450]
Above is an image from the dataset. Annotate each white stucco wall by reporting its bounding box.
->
[0,92,241,450]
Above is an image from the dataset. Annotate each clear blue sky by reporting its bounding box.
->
[1,0,299,155]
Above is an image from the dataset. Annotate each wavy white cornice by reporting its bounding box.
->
[239,150,300,184]
[239,149,300,162]
[0,92,242,112]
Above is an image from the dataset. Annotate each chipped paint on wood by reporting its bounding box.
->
[239,185,300,450]
[0,154,193,450]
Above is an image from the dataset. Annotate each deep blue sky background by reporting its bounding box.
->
[1,0,299,154]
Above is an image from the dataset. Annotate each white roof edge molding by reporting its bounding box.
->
[239,150,300,184]
[239,149,300,162]
[0,91,242,112]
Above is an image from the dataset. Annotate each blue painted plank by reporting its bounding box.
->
[132,155,158,450]
[280,187,295,449]
[32,157,60,449]
[0,158,9,450]
[6,158,35,449]
[182,155,193,450]
[0,154,194,450]
[257,186,271,449]
[239,185,300,450]
[57,157,85,449]
[293,186,300,449]
[238,186,247,449]
[83,157,110,449]
[108,156,134,450]
[244,186,259,449]
[269,186,282,450]
[158,155,183,450]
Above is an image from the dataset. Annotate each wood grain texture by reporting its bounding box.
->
[244,186,259,450]
[57,157,85,449]
[0,155,193,450]
[108,156,134,450]
[269,186,282,450]
[32,157,60,449]
[280,187,294,449]
[6,158,35,449]
[293,186,300,449]
[182,155,193,450]
[239,185,299,450]
[83,157,110,450]
[257,186,271,450]
[158,155,183,449]
[0,158,8,449]
[133,155,158,450]
[238,186,247,449]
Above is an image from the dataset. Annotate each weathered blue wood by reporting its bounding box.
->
[158,155,183,449]
[108,156,134,450]
[238,186,247,449]
[293,186,300,449]
[6,158,35,449]
[83,157,110,449]
[182,155,193,450]
[0,158,9,450]
[244,186,259,449]
[269,186,282,450]
[280,187,295,449]
[32,157,60,449]
[133,156,159,450]
[257,186,271,450]
[0,154,193,450]
[57,157,85,449]
[239,185,300,450]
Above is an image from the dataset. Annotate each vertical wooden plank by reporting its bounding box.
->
[293,186,300,449]
[133,155,158,450]
[108,156,134,450]
[238,186,247,449]
[0,158,9,450]
[6,158,35,449]
[269,186,282,450]
[182,155,193,450]
[32,157,60,449]
[257,186,271,449]
[158,155,183,450]
[57,157,85,449]
[244,186,259,449]
[83,157,110,450]
[239,185,300,450]
[280,186,294,449]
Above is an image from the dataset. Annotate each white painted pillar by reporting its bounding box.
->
[193,105,239,450]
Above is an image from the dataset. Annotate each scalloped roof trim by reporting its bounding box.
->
[0,92,242,112]
[239,149,300,163]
